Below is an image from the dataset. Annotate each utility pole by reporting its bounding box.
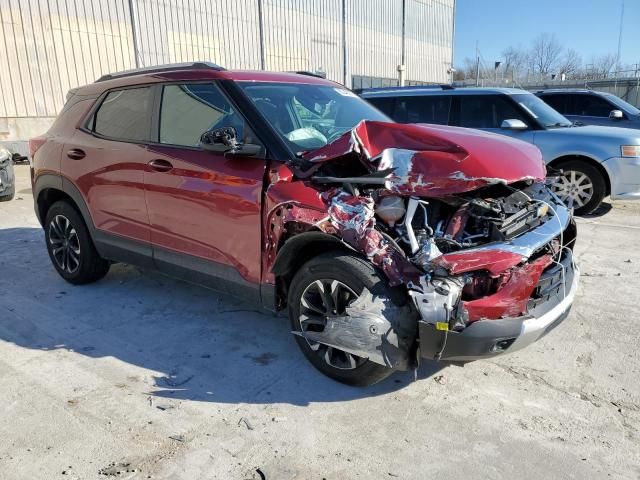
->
[616,0,624,69]
[615,0,624,90]
[475,41,480,86]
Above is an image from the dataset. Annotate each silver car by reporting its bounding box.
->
[360,86,640,214]
[0,147,15,202]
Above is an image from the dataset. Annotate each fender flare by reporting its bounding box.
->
[33,173,96,233]
[271,231,351,277]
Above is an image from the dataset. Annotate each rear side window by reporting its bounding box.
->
[93,87,153,141]
[457,95,527,129]
[394,95,451,124]
[540,94,568,114]
[159,83,251,147]
[366,97,396,117]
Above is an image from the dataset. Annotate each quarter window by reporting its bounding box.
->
[159,83,252,147]
[93,87,153,141]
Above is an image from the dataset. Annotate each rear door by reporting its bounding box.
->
[143,82,267,298]
[64,86,156,263]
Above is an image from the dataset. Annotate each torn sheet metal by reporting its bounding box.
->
[431,250,526,275]
[463,254,553,321]
[323,189,421,286]
[297,120,546,197]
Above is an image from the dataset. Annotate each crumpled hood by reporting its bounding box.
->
[299,121,546,196]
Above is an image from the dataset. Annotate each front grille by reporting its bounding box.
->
[528,251,573,311]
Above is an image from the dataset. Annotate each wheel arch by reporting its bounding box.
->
[548,154,611,196]
[34,174,96,232]
[271,231,354,309]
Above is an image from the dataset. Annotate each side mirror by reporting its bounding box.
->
[500,119,528,130]
[199,127,261,157]
[609,109,624,120]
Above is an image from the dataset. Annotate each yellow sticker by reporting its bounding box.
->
[435,322,449,331]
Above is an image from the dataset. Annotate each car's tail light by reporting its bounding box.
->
[29,136,46,157]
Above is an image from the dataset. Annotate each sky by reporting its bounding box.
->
[454,0,640,70]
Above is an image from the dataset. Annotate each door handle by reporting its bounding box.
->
[66,148,86,160]
[148,159,173,172]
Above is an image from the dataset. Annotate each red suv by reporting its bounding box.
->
[31,63,579,386]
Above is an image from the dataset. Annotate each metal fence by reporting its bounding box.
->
[0,0,455,120]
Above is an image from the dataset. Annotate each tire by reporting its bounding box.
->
[288,251,398,386]
[44,200,110,284]
[550,159,606,215]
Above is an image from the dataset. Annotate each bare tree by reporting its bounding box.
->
[529,33,563,75]
[501,45,527,80]
[558,49,582,78]
[589,53,617,78]
[454,57,480,81]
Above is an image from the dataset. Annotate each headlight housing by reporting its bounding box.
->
[621,145,640,157]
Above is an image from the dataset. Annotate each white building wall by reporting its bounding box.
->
[0,0,454,149]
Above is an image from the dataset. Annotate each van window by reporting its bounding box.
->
[573,94,614,117]
[93,87,153,141]
[394,95,451,124]
[457,95,527,129]
[159,83,251,147]
[540,94,569,114]
[366,97,396,117]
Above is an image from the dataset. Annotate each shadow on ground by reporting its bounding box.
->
[580,200,613,218]
[0,227,444,406]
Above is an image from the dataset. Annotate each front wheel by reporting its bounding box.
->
[549,160,606,215]
[288,252,398,386]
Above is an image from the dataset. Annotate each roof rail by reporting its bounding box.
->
[95,62,225,82]
[357,84,455,94]
[289,70,327,79]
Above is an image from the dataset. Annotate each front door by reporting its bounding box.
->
[143,82,267,299]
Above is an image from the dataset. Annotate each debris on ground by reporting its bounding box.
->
[238,417,254,430]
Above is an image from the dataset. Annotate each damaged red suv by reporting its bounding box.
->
[31,63,579,386]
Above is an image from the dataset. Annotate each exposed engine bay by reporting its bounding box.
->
[268,120,579,370]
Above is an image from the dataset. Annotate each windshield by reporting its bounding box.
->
[512,93,573,128]
[238,81,390,152]
[603,93,640,116]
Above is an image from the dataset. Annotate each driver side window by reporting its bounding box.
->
[159,83,254,147]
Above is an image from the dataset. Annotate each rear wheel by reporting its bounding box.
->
[44,200,110,284]
[549,160,605,215]
[288,252,396,386]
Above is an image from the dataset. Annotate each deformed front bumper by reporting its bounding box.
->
[419,251,580,362]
